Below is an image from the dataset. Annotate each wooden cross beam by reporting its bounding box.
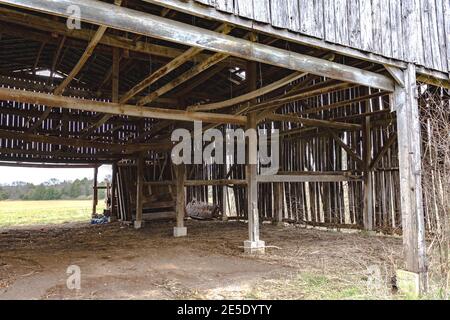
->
[0,0,395,92]
[0,87,247,125]
[0,128,171,154]
[370,133,398,170]
[326,128,364,166]
[266,114,361,131]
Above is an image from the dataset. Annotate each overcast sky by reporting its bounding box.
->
[0,165,112,185]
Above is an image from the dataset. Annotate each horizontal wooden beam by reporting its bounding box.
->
[0,128,124,152]
[0,161,99,169]
[0,129,169,153]
[1,0,395,92]
[184,179,247,186]
[257,174,362,183]
[0,147,124,160]
[0,87,247,125]
[144,179,248,186]
[266,114,361,130]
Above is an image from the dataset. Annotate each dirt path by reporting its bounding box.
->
[0,220,404,299]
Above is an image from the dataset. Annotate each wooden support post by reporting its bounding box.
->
[110,48,120,222]
[394,64,428,295]
[110,162,118,221]
[174,164,187,237]
[363,116,374,231]
[222,157,228,221]
[244,60,264,254]
[244,112,264,253]
[92,166,98,217]
[134,153,144,229]
[273,183,284,225]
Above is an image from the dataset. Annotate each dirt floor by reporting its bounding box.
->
[0,219,406,300]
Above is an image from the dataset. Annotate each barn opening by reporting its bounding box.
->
[0,0,449,298]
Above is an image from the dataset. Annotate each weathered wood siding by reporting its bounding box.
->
[192,0,450,72]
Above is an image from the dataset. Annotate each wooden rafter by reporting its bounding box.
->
[121,24,231,104]
[84,24,232,138]
[138,52,230,105]
[187,72,307,112]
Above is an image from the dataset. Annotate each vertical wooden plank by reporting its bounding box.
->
[435,0,448,71]
[324,0,336,42]
[253,0,271,23]
[394,64,428,293]
[92,166,98,216]
[111,162,118,220]
[215,0,234,13]
[335,0,349,46]
[371,0,382,54]
[410,0,426,65]
[348,0,362,48]
[134,153,144,229]
[421,0,434,69]
[300,0,314,35]
[235,0,253,19]
[380,0,392,57]
[363,116,373,230]
[313,0,325,38]
[195,0,215,6]
[428,0,443,70]
[287,0,301,31]
[360,0,373,51]
[270,0,290,29]
[443,0,450,71]
[389,0,404,60]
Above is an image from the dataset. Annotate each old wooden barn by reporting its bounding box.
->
[0,0,449,294]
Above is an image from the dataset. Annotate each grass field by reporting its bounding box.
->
[0,200,105,228]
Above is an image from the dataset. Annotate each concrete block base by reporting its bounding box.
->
[134,220,143,229]
[173,227,187,238]
[243,240,265,254]
[396,269,420,299]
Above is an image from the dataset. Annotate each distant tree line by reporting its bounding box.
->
[0,176,111,201]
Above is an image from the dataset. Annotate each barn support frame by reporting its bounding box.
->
[393,64,428,294]
[0,0,444,296]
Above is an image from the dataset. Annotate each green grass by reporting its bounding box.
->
[0,200,105,228]
[245,272,393,300]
